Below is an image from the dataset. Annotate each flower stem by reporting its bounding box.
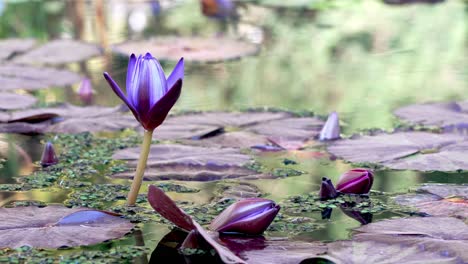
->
[127,130,153,206]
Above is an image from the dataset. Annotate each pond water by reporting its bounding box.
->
[0,0,467,263]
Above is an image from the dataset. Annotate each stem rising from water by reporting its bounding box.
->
[127,130,153,206]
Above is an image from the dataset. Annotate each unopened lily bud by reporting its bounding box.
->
[319,112,340,141]
[209,198,280,235]
[336,168,374,194]
[40,142,58,167]
[319,177,338,200]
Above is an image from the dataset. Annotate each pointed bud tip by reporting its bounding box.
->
[40,141,58,167]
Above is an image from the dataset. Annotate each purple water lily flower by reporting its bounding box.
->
[78,78,93,104]
[336,168,374,194]
[319,112,340,141]
[40,142,58,167]
[209,198,280,235]
[103,53,184,131]
[319,177,338,200]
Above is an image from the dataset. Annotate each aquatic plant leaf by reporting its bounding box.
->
[394,101,468,128]
[183,131,270,149]
[13,39,101,65]
[352,217,468,262]
[328,132,468,171]
[220,237,327,264]
[112,144,259,181]
[247,117,324,147]
[0,206,134,248]
[0,104,138,134]
[0,64,82,91]
[325,238,459,264]
[394,184,468,219]
[0,38,37,61]
[0,92,37,110]
[148,185,195,231]
[112,37,259,63]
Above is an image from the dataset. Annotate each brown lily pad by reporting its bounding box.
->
[325,238,459,264]
[112,37,260,63]
[0,93,37,110]
[0,38,37,61]
[152,112,323,150]
[0,64,81,91]
[352,217,468,262]
[328,132,468,171]
[13,39,102,65]
[112,144,259,181]
[0,104,138,134]
[394,101,468,128]
[0,206,134,248]
[394,184,468,219]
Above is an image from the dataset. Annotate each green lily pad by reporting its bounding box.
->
[0,206,134,249]
[112,37,260,63]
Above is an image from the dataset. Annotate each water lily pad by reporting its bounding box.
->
[328,132,468,171]
[112,37,260,63]
[112,144,259,181]
[13,39,102,65]
[0,206,134,248]
[0,64,81,91]
[352,217,468,262]
[247,117,324,143]
[0,93,37,110]
[214,182,262,201]
[394,101,468,128]
[221,237,327,264]
[394,184,468,219]
[0,104,138,134]
[0,38,37,61]
[325,238,459,264]
[184,131,270,149]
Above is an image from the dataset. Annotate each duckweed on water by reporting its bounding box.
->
[0,245,149,264]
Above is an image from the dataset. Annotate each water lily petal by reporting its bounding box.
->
[125,54,137,92]
[103,72,141,123]
[319,112,340,141]
[143,79,182,131]
[167,58,184,90]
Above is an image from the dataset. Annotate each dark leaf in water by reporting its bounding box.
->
[147,185,195,232]
[112,144,260,181]
[13,39,102,65]
[328,132,468,171]
[0,92,37,110]
[112,37,259,63]
[0,206,134,248]
[394,101,468,128]
[0,64,81,91]
[0,38,36,61]
[351,217,468,262]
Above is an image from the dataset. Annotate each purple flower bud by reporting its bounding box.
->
[40,142,58,167]
[201,0,235,19]
[336,168,374,194]
[103,53,183,131]
[209,198,280,235]
[319,112,340,141]
[78,78,93,104]
[319,177,338,200]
